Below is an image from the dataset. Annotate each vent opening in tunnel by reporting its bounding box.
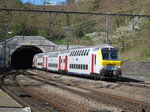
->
[11,46,43,69]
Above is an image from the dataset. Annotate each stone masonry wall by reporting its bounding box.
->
[122,62,150,76]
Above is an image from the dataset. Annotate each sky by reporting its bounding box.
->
[21,0,66,5]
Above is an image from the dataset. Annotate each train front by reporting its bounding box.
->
[98,47,122,78]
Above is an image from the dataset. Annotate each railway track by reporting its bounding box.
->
[114,77,150,88]
[26,70,150,112]
[0,70,75,112]
[115,81,150,88]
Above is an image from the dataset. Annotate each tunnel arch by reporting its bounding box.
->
[11,45,43,69]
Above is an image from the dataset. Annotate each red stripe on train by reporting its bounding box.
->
[46,57,48,69]
[91,54,95,73]
[65,56,68,71]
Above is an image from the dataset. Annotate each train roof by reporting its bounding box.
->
[34,44,116,56]
[59,44,115,51]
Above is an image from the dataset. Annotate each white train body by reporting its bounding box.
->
[33,44,122,79]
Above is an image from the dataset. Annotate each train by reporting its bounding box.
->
[32,44,122,79]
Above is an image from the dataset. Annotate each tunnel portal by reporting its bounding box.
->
[11,45,43,69]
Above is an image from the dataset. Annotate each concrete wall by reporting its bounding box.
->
[122,62,150,76]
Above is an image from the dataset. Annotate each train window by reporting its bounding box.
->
[102,48,119,60]
[84,50,86,56]
[80,50,82,56]
[83,50,86,56]
[81,65,83,69]
[77,51,79,56]
[76,64,78,69]
[79,50,82,56]
[79,50,81,56]
[72,51,74,56]
[82,50,84,56]
[84,50,87,56]
[82,50,85,56]
[86,65,88,70]
[74,51,76,56]
[86,49,90,55]
[78,51,80,56]
[70,51,72,56]
[83,65,85,69]
[95,55,96,65]
[48,63,58,68]
[81,50,84,56]
[76,51,78,56]
[37,63,42,66]
[110,52,119,60]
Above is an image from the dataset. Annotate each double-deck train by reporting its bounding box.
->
[33,44,122,79]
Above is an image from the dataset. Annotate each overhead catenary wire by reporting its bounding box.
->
[0,8,150,18]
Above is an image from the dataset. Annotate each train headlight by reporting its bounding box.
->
[102,66,107,70]
[116,66,121,70]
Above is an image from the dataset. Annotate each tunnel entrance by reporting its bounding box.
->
[11,45,43,69]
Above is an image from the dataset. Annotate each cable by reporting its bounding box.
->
[0,8,150,18]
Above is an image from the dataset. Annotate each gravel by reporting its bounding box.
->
[16,72,122,112]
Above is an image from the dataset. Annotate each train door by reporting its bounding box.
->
[58,56,62,71]
[42,54,48,69]
[44,56,48,69]
[62,52,67,71]
[91,54,97,74]
[64,55,68,71]
[62,54,65,71]
[45,56,48,69]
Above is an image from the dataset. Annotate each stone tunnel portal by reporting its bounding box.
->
[11,45,43,69]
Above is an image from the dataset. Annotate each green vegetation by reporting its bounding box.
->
[0,0,149,62]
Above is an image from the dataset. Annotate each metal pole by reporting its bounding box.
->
[106,15,110,44]
[67,27,70,49]
[66,13,70,49]
[3,24,7,70]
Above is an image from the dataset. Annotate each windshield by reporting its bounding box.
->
[102,48,119,60]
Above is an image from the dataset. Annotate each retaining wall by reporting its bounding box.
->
[122,62,150,76]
